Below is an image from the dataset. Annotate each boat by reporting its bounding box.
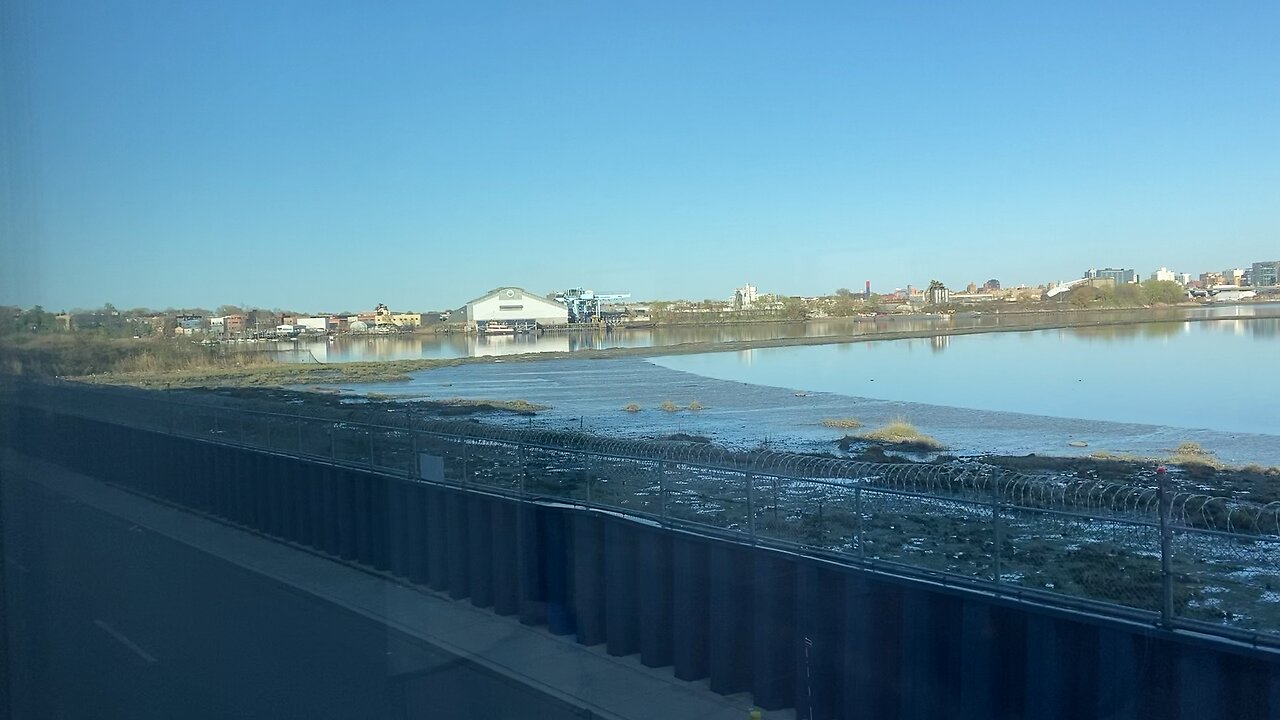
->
[482,321,515,335]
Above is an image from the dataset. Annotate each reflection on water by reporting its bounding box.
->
[264,305,1280,363]
[651,317,1280,435]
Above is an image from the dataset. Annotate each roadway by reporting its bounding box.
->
[1,457,588,720]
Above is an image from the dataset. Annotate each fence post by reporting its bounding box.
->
[409,429,418,479]
[772,477,780,530]
[657,462,666,524]
[1157,465,1173,627]
[991,470,1003,584]
[518,442,527,497]
[746,472,756,543]
[462,437,471,485]
[855,484,865,559]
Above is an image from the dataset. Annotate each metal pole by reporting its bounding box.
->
[1157,465,1173,627]
[462,437,471,484]
[410,429,418,479]
[855,485,865,559]
[518,442,527,497]
[991,471,1004,583]
[773,477,779,528]
[658,462,666,524]
[746,472,756,543]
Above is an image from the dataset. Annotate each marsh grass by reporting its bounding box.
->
[855,418,944,451]
[1168,441,1223,469]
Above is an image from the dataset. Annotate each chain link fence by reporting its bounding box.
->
[8,379,1279,646]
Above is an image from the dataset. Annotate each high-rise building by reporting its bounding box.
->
[1086,268,1136,285]
[1149,267,1176,283]
[1252,261,1280,288]
[1223,268,1245,286]
[731,283,758,310]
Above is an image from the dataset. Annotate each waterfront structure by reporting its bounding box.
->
[1251,260,1280,288]
[390,312,425,328]
[1086,267,1136,285]
[210,313,246,336]
[297,316,330,333]
[554,288,632,323]
[462,287,569,331]
[925,281,950,306]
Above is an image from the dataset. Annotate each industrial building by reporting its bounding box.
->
[553,288,632,324]
[460,287,569,333]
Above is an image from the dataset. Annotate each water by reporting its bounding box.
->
[268,304,1280,362]
[340,315,1280,465]
[652,316,1280,436]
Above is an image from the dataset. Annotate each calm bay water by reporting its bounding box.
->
[341,310,1280,464]
[652,317,1280,435]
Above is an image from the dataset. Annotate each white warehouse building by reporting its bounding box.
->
[461,287,569,332]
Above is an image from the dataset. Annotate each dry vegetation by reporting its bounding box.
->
[622,403,641,413]
[855,419,944,451]
[687,400,704,411]
[821,418,862,429]
[659,400,679,412]
[1167,441,1223,469]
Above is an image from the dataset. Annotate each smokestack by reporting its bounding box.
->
[865,280,870,298]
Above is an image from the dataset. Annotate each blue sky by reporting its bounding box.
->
[2,1,1277,311]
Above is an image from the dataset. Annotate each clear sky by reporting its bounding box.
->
[2,1,1277,312]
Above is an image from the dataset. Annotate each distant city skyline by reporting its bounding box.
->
[3,2,1277,311]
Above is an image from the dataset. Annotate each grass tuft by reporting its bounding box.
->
[855,418,944,451]
[659,400,679,412]
[1167,441,1223,469]
[687,400,703,411]
[622,403,641,413]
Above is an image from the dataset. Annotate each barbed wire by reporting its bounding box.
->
[14,377,1280,536]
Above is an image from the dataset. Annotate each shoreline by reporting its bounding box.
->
[74,304,1278,389]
